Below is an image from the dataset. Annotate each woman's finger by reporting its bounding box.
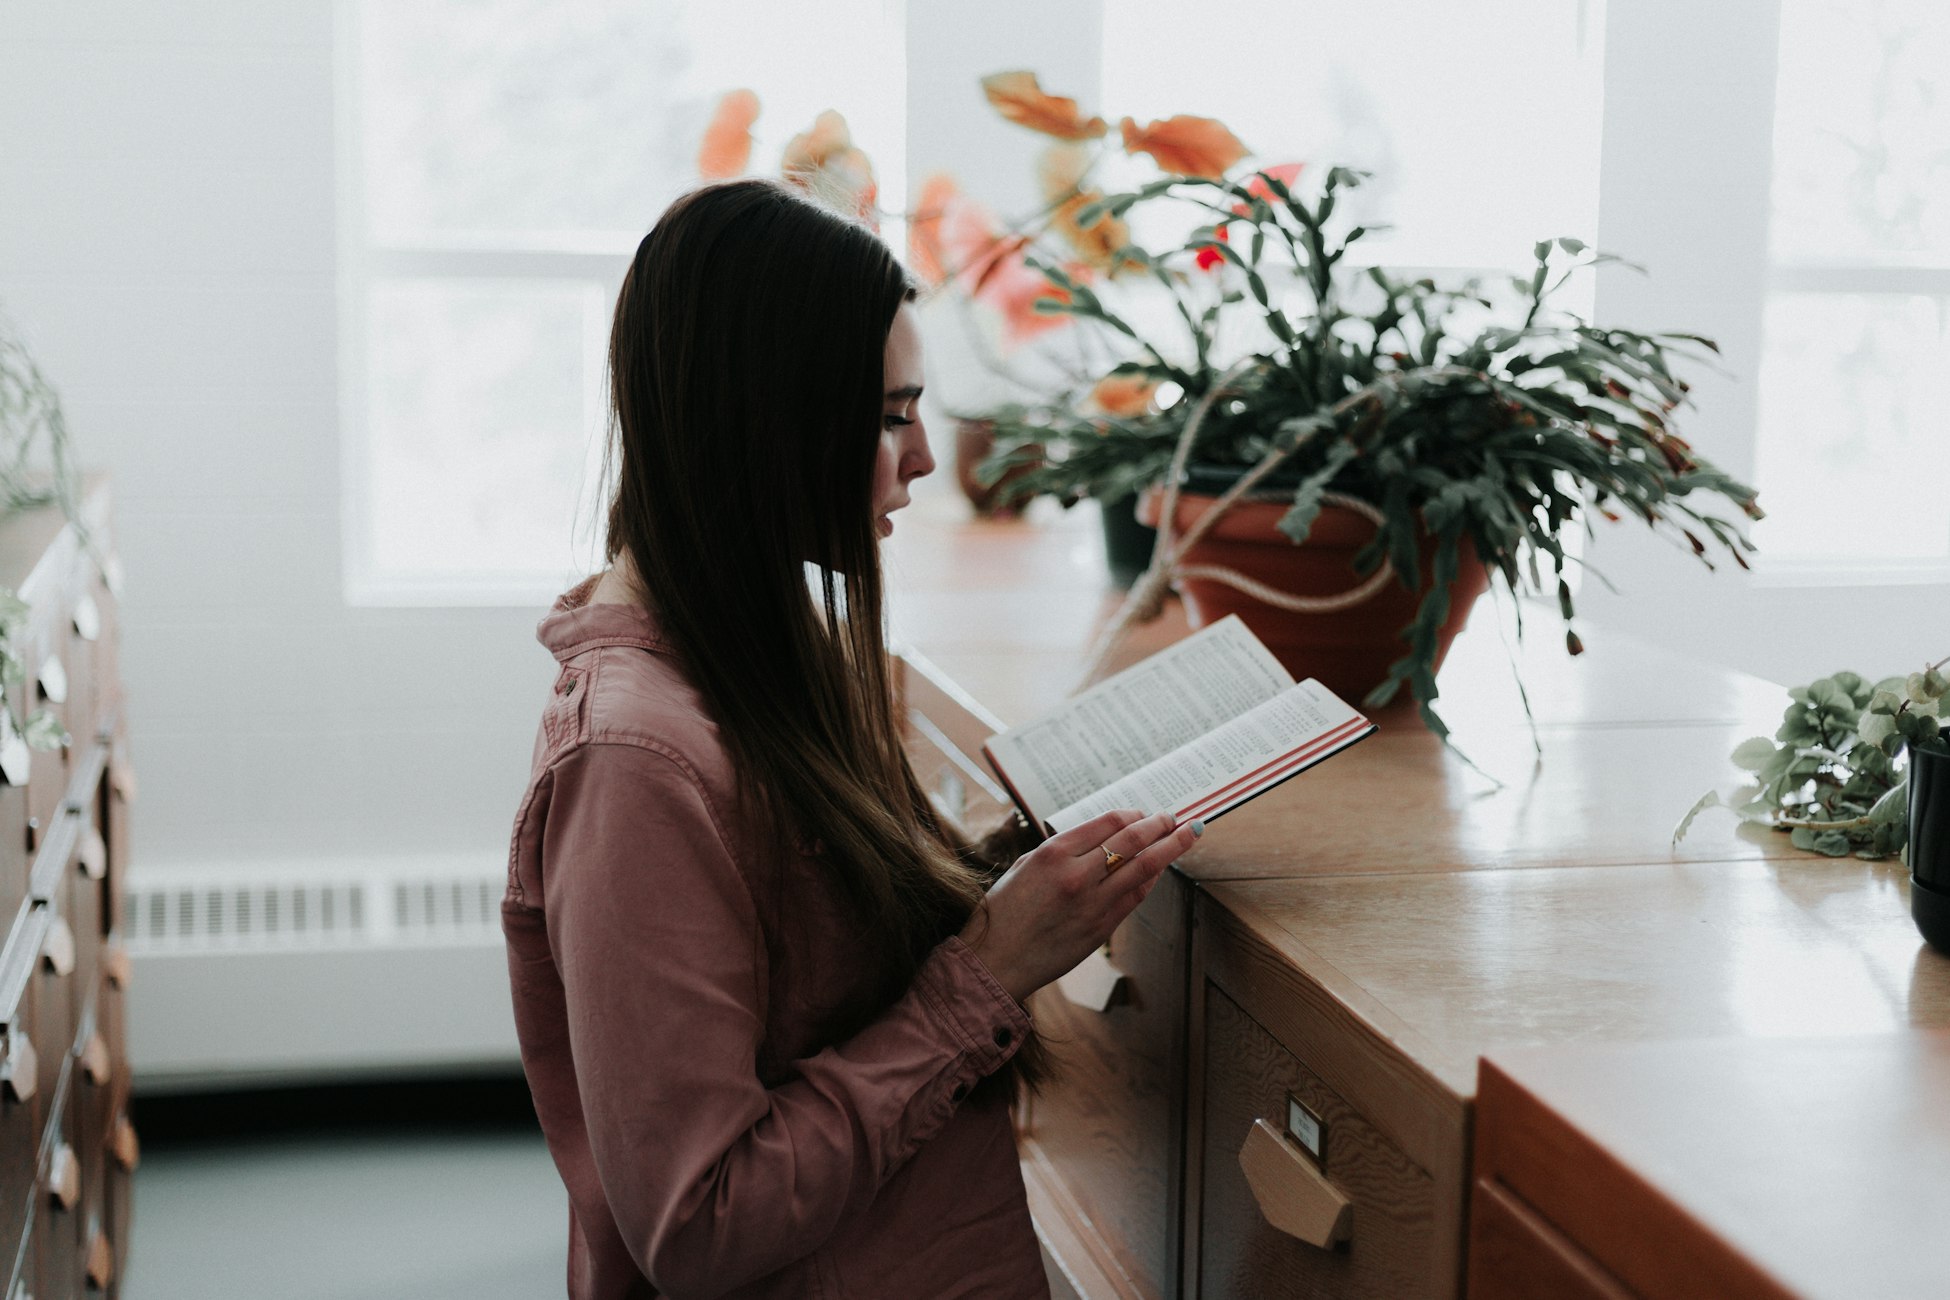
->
[1045,808,1148,860]
[1105,819,1201,907]
[1100,810,1176,863]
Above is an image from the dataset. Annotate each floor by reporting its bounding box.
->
[121,1079,566,1300]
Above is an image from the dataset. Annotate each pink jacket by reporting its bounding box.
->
[502,578,1049,1300]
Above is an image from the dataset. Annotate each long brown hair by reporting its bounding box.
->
[604,178,1042,1089]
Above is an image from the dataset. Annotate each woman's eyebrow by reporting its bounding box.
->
[885,384,924,401]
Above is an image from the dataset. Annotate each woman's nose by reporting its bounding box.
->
[905,426,936,482]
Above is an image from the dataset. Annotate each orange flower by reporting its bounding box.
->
[697,89,759,179]
[1036,141,1092,201]
[983,254,1076,346]
[1240,162,1305,207]
[908,172,960,287]
[1035,142,1132,274]
[1052,193,1133,274]
[1119,114,1248,179]
[1088,373,1159,417]
[981,71,1109,140]
[934,197,1074,346]
[782,109,878,227]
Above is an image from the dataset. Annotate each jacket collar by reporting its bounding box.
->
[536,575,673,663]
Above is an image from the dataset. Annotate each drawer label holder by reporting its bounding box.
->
[1286,1092,1326,1164]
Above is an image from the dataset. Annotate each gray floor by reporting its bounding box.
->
[122,1126,567,1299]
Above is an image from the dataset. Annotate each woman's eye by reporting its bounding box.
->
[883,414,914,430]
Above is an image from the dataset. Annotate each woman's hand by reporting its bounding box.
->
[957,809,1203,1005]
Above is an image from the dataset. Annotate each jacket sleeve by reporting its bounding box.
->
[539,740,1031,1299]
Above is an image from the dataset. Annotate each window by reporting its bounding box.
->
[1754,0,1950,577]
[338,0,905,603]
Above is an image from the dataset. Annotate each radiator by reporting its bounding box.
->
[121,856,522,1093]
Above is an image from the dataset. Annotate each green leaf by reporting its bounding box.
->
[1859,711,1898,747]
[1673,790,1723,844]
[1868,689,1903,716]
[1789,825,1855,856]
[20,711,65,752]
[1868,779,1908,826]
[1808,678,1852,711]
[1729,736,1778,772]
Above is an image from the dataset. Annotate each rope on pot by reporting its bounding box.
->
[1072,358,1404,694]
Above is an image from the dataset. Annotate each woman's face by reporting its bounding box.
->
[872,302,934,540]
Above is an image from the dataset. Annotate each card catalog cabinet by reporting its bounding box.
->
[0,483,133,1299]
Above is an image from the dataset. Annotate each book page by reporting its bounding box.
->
[983,616,1293,821]
[1045,680,1370,833]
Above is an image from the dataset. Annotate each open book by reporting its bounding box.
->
[982,615,1378,838]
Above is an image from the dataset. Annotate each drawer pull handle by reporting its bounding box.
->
[78,827,106,881]
[1056,948,1125,1012]
[46,1143,79,1210]
[37,656,66,706]
[104,942,131,990]
[1240,1118,1352,1249]
[111,1115,140,1172]
[111,759,136,804]
[0,715,28,787]
[85,1229,112,1289]
[80,1032,110,1086]
[73,594,101,643]
[42,918,74,977]
[3,1034,36,1103]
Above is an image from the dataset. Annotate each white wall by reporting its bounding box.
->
[0,3,551,875]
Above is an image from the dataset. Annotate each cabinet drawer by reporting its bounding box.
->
[0,789,25,951]
[32,906,76,1110]
[34,1073,80,1300]
[1465,1178,1629,1300]
[1194,986,1437,1300]
[0,906,39,1279]
[1020,869,1190,1300]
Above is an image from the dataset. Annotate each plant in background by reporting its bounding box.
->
[695,90,880,227]
[0,316,82,758]
[1677,659,1949,860]
[969,148,1762,737]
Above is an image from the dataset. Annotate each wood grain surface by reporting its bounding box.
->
[1464,1178,1631,1300]
[1195,986,1438,1299]
[1017,871,1192,1300]
[1208,856,1948,1099]
[1479,1035,1950,1300]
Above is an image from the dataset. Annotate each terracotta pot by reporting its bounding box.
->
[953,419,1038,518]
[1137,485,1490,705]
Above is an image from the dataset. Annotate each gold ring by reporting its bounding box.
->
[1101,844,1125,875]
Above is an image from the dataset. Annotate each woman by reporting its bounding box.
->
[503,177,1203,1300]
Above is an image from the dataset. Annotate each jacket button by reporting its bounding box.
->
[558,678,576,695]
[993,1027,1013,1048]
[950,1083,968,1102]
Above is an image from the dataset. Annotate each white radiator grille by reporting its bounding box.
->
[125,864,503,954]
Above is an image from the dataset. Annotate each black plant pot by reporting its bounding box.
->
[1908,740,1950,951]
[1099,491,1158,590]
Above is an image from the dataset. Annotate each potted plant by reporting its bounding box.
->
[962,135,1760,740]
[1677,658,1950,949]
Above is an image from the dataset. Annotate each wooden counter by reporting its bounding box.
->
[1472,1033,1950,1299]
[885,489,1934,1300]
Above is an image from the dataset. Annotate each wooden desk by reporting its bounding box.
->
[1472,1033,1950,1299]
[885,491,1932,1300]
